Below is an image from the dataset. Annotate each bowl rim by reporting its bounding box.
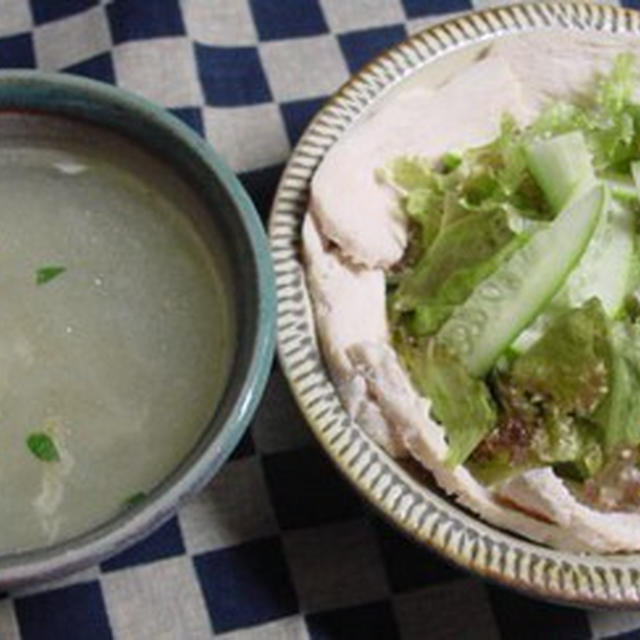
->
[268,1,640,608]
[0,71,276,588]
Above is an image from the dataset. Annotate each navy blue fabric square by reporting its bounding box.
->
[610,631,640,639]
[16,582,112,640]
[487,585,590,640]
[106,0,185,44]
[401,0,472,18]
[101,517,185,572]
[249,0,328,41]
[374,518,462,591]
[195,44,272,107]
[194,537,298,632]
[0,33,35,69]
[64,53,115,84]
[262,445,362,529]
[169,107,204,137]
[280,97,326,146]
[338,25,407,75]
[306,601,399,640]
[622,0,640,8]
[30,0,98,25]
[239,163,284,222]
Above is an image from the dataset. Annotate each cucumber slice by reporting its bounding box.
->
[437,184,606,376]
[525,131,594,212]
[631,161,640,194]
[510,293,567,354]
[565,197,635,316]
[513,194,634,353]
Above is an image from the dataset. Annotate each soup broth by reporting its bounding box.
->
[0,114,234,553]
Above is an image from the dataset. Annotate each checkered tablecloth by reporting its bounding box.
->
[2,0,640,638]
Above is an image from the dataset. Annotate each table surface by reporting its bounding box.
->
[1,0,640,638]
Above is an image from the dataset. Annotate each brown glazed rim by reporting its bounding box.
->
[268,2,640,609]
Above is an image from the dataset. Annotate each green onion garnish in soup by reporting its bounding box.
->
[36,265,66,285]
[124,492,147,508]
[26,432,60,463]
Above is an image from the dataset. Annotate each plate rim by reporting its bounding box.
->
[268,1,640,608]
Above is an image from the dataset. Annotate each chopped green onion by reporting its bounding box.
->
[27,432,60,462]
[124,492,147,508]
[36,265,66,285]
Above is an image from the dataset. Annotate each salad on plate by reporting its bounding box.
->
[303,30,640,552]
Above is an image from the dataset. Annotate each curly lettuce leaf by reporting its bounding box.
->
[469,417,603,486]
[524,54,640,173]
[468,300,609,483]
[396,340,497,466]
[389,157,446,256]
[598,51,635,112]
[408,235,523,335]
[393,207,517,311]
[391,155,439,191]
[591,52,639,170]
[510,298,610,415]
[594,321,640,451]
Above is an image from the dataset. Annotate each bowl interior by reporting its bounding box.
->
[0,72,274,588]
[270,2,640,608]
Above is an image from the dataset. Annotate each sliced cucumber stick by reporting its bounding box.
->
[437,184,606,376]
[564,197,635,316]
[525,131,594,212]
[604,173,637,202]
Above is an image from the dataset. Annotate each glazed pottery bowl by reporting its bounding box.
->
[269,2,640,608]
[0,71,275,588]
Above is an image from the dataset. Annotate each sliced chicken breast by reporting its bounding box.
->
[302,214,407,456]
[488,30,640,112]
[498,469,640,553]
[311,55,534,268]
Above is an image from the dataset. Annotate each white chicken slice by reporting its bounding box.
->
[488,30,640,111]
[310,55,535,268]
[302,214,407,456]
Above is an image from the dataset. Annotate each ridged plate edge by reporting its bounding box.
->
[268,2,640,608]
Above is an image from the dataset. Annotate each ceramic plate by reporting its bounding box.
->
[268,2,640,607]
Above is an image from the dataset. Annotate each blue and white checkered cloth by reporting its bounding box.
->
[1,0,640,638]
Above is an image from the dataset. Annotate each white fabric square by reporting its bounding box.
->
[320,0,405,33]
[33,7,110,71]
[203,103,290,172]
[282,519,389,613]
[217,616,308,640]
[0,0,33,38]
[179,456,278,554]
[0,601,20,640]
[251,368,315,454]
[101,557,212,640]
[393,580,500,640]
[182,0,257,45]
[259,35,348,102]
[113,38,203,108]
